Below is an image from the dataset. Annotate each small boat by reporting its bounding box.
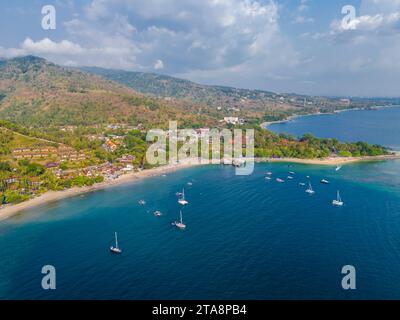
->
[187,182,193,186]
[276,178,285,183]
[138,200,146,205]
[332,190,344,206]
[299,182,306,186]
[305,181,315,194]
[287,176,294,180]
[266,172,273,176]
[154,211,162,217]
[178,188,189,205]
[320,179,330,184]
[110,232,122,254]
[335,166,342,172]
[265,176,272,180]
[289,171,295,175]
[306,175,310,179]
[173,210,186,229]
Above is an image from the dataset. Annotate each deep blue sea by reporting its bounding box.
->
[2,108,400,300]
[268,106,400,150]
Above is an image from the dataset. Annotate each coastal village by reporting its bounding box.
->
[0,119,254,206]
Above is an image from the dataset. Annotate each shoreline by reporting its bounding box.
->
[262,105,400,129]
[0,159,203,222]
[1,154,399,221]
[256,154,400,165]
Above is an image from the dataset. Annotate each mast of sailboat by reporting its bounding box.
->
[115,232,118,249]
[180,210,183,224]
[337,190,341,202]
[182,188,185,200]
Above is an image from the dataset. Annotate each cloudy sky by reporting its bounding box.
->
[1,0,400,96]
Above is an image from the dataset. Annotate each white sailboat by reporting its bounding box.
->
[332,190,344,206]
[305,181,315,194]
[335,166,342,172]
[110,232,122,254]
[174,210,186,229]
[154,210,162,217]
[178,188,189,205]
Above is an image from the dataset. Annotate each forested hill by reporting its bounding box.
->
[81,66,276,104]
[0,56,215,128]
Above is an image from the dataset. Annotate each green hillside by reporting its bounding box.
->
[0,56,216,128]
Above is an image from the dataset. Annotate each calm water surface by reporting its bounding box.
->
[1,107,400,299]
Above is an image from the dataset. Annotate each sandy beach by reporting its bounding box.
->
[1,154,399,221]
[256,154,400,165]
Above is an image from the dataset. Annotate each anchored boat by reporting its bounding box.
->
[178,188,189,205]
[305,181,315,194]
[332,191,344,206]
[173,210,186,229]
[110,232,122,254]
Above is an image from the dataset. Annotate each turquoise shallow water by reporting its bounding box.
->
[268,106,400,150]
[1,160,400,300]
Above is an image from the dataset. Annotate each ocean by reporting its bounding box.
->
[1,108,400,300]
[268,106,400,151]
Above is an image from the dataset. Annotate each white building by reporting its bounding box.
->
[223,117,245,125]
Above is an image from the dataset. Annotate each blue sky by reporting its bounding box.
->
[1,0,400,97]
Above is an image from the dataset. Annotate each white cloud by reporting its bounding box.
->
[22,38,85,55]
[299,0,310,12]
[292,0,314,24]
[154,59,164,70]
[63,0,297,77]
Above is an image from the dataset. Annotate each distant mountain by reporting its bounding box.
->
[81,67,285,110]
[81,67,368,115]
[0,56,214,127]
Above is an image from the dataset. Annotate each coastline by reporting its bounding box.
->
[0,158,203,222]
[255,154,400,165]
[1,154,399,221]
[262,105,399,129]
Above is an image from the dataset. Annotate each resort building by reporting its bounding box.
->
[12,146,86,162]
[223,117,245,125]
[103,139,118,152]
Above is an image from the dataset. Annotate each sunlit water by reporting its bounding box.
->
[268,106,400,150]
